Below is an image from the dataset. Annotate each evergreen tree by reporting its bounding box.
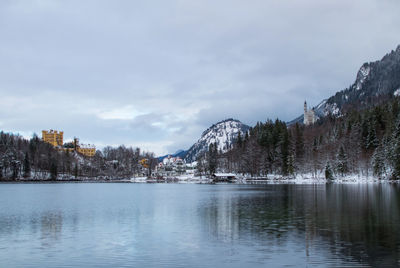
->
[50,160,58,180]
[363,116,378,151]
[196,155,205,178]
[372,145,385,178]
[366,127,378,150]
[336,146,348,176]
[74,163,79,178]
[390,120,400,180]
[237,132,243,148]
[294,123,305,164]
[391,140,400,180]
[287,153,295,177]
[337,122,343,139]
[244,131,249,144]
[280,126,290,176]
[325,162,334,181]
[23,152,31,178]
[11,160,19,180]
[208,143,217,174]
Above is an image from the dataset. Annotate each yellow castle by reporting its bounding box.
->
[74,138,96,157]
[42,129,96,157]
[42,130,64,147]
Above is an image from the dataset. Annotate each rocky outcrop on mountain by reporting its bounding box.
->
[184,119,250,163]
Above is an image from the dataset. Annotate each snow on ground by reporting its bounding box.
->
[244,173,393,184]
[129,174,212,183]
[175,174,211,183]
[394,88,400,97]
[128,172,397,184]
[12,171,397,184]
[130,177,148,183]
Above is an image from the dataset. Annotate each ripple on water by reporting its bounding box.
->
[0,183,399,267]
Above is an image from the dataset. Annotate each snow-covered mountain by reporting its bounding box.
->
[184,119,250,163]
[158,149,187,162]
[288,45,400,125]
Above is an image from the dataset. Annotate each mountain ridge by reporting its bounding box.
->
[288,45,400,125]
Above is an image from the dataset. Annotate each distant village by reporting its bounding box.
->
[41,129,209,180]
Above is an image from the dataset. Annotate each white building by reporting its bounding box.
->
[157,155,186,176]
[304,101,316,125]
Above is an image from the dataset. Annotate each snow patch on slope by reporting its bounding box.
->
[356,64,370,90]
[316,99,327,110]
[323,102,340,116]
[184,119,250,163]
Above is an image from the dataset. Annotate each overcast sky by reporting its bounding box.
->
[1,0,400,155]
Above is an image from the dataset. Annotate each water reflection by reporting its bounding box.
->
[39,212,63,247]
[0,183,399,267]
[198,184,400,266]
[0,211,65,249]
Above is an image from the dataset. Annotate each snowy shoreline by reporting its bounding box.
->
[3,174,399,184]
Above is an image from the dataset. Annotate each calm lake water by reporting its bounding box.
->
[0,183,399,267]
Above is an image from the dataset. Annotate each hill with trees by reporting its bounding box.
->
[200,45,400,180]
[0,132,156,181]
[210,98,400,180]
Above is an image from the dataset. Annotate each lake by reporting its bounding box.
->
[0,183,399,267]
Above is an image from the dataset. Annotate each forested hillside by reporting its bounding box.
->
[0,133,156,181]
[209,97,400,180]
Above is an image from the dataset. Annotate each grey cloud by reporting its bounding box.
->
[1,0,400,154]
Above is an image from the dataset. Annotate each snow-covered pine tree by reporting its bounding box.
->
[372,144,386,179]
[287,153,295,178]
[325,162,334,181]
[294,123,305,163]
[207,143,217,174]
[23,152,30,178]
[74,163,79,178]
[391,141,400,180]
[366,120,379,150]
[336,146,348,177]
[390,120,400,180]
[50,160,58,180]
[236,132,243,148]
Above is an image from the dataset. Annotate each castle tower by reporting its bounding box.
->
[42,129,64,147]
[304,101,308,125]
[303,100,316,125]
